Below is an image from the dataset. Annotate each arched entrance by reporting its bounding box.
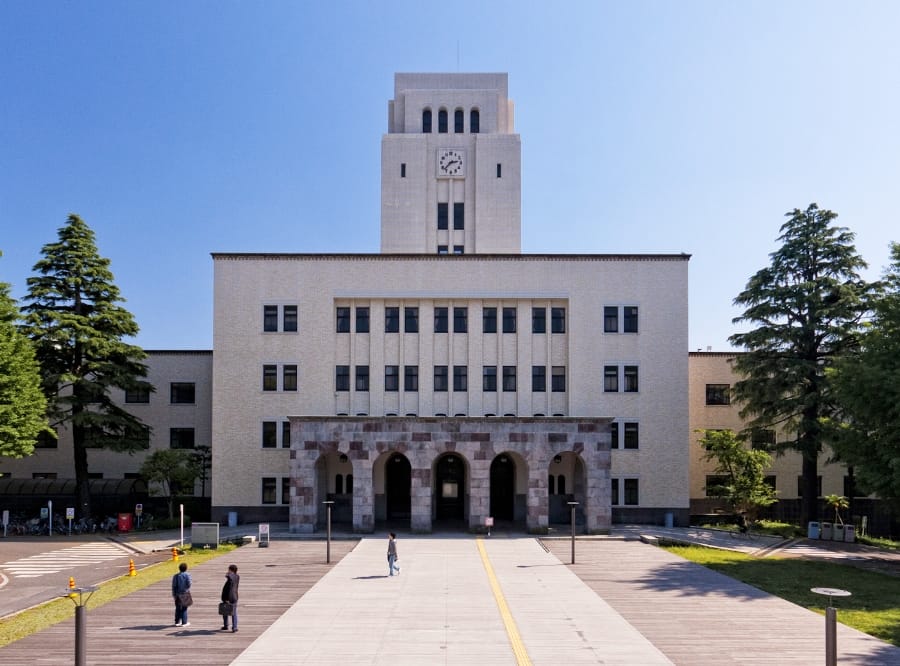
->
[434,453,466,522]
[490,454,515,521]
[385,453,411,521]
[548,451,587,526]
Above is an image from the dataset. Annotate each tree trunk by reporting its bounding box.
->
[72,418,92,520]
[801,453,819,526]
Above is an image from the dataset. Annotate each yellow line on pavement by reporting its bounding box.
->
[476,538,532,666]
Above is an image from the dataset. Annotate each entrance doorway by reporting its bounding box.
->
[490,454,515,521]
[385,453,411,520]
[435,454,465,521]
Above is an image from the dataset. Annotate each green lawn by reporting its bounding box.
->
[665,545,900,647]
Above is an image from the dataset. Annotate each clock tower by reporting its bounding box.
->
[380,73,521,254]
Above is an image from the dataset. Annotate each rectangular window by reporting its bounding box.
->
[705,475,728,497]
[170,427,195,450]
[263,365,278,391]
[483,307,497,333]
[263,305,278,332]
[355,306,369,333]
[611,478,620,506]
[125,387,150,403]
[551,366,566,392]
[404,366,419,392]
[502,307,516,333]
[705,384,730,405]
[453,307,468,333]
[624,366,639,392]
[532,307,546,334]
[551,307,566,334]
[624,423,639,449]
[453,245,464,255]
[624,306,639,333]
[283,305,298,332]
[496,163,502,178]
[335,365,350,392]
[483,366,497,392]
[610,422,619,449]
[32,472,58,479]
[385,307,400,333]
[751,428,775,450]
[438,245,448,255]
[355,366,370,392]
[604,306,618,333]
[282,421,291,448]
[170,382,195,404]
[262,477,277,504]
[281,477,291,505]
[35,430,58,448]
[502,366,516,392]
[434,307,448,333]
[453,203,464,230]
[282,365,298,392]
[434,365,448,392]
[262,421,277,448]
[400,163,406,178]
[604,366,618,392]
[336,307,350,333]
[404,307,419,333]
[453,365,468,392]
[532,366,546,392]
[624,478,639,505]
[385,365,400,392]
[797,475,823,498]
[437,202,448,230]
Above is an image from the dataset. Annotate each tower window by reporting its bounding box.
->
[454,108,464,133]
[437,203,448,230]
[497,163,502,178]
[453,203,464,230]
[453,245,464,255]
[400,163,406,178]
[434,307,448,333]
[470,109,480,133]
[438,109,448,133]
[453,307,468,333]
[423,109,432,133]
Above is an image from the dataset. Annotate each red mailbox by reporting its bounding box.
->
[117,513,133,532]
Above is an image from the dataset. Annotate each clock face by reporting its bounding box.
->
[438,149,464,177]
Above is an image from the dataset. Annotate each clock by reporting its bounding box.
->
[437,149,465,177]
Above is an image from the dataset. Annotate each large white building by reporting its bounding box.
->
[210,74,691,533]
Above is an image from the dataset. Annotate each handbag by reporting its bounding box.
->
[178,591,193,607]
[218,601,234,615]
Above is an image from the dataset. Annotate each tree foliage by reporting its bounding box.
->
[829,242,900,501]
[728,204,872,524]
[20,214,154,517]
[139,448,200,519]
[0,256,51,458]
[697,429,777,518]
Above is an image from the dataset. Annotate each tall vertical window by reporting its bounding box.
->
[470,109,480,133]
[336,307,351,333]
[604,306,618,333]
[356,306,370,333]
[483,366,497,392]
[261,477,277,504]
[434,307,448,333]
[624,423,639,449]
[281,477,291,505]
[532,307,546,333]
[604,366,618,392]
[453,365,468,391]
[283,305,298,332]
[385,365,400,392]
[422,109,432,133]
[624,306,639,333]
[438,108,448,133]
[263,365,277,391]
[355,366,370,392]
[404,307,419,333]
[282,365,298,392]
[454,108,464,133]
[496,163,501,178]
[502,366,516,392]
[170,382,195,404]
[434,365,449,392]
[532,366,546,392]
[453,203,464,230]
[282,421,291,448]
[437,203,448,230]
[262,421,277,448]
[624,366,639,392]
[385,307,400,333]
[611,478,620,506]
[624,479,639,505]
[610,422,619,449]
[551,307,566,333]
[502,307,517,333]
[335,365,350,391]
[483,307,497,333]
[400,163,406,177]
[404,366,419,391]
[453,307,468,333]
[263,305,278,332]
[551,366,566,392]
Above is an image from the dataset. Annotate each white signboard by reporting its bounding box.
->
[66,507,75,520]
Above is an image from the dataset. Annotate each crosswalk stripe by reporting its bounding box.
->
[0,543,131,579]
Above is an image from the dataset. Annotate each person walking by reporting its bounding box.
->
[387,532,400,576]
[220,564,240,632]
[171,562,192,627]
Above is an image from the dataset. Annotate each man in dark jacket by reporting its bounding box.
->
[220,564,240,632]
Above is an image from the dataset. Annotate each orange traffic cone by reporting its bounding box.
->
[172,547,179,562]
[128,559,136,577]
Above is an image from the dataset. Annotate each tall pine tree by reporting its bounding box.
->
[729,204,871,526]
[22,215,154,518]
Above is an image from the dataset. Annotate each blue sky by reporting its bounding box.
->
[2,1,898,351]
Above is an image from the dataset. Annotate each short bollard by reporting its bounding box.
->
[811,587,852,666]
[62,584,97,666]
[323,500,334,563]
[568,501,579,564]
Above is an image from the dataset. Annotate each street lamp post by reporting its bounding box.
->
[323,501,334,563]
[811,587,852,666]
[567,501,579,564]
[63,585,98,666]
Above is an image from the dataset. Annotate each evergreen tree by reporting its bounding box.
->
[830,242,900,501]
[21,215,153,518]
[729,204,871,526]
[0,254,51,458]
